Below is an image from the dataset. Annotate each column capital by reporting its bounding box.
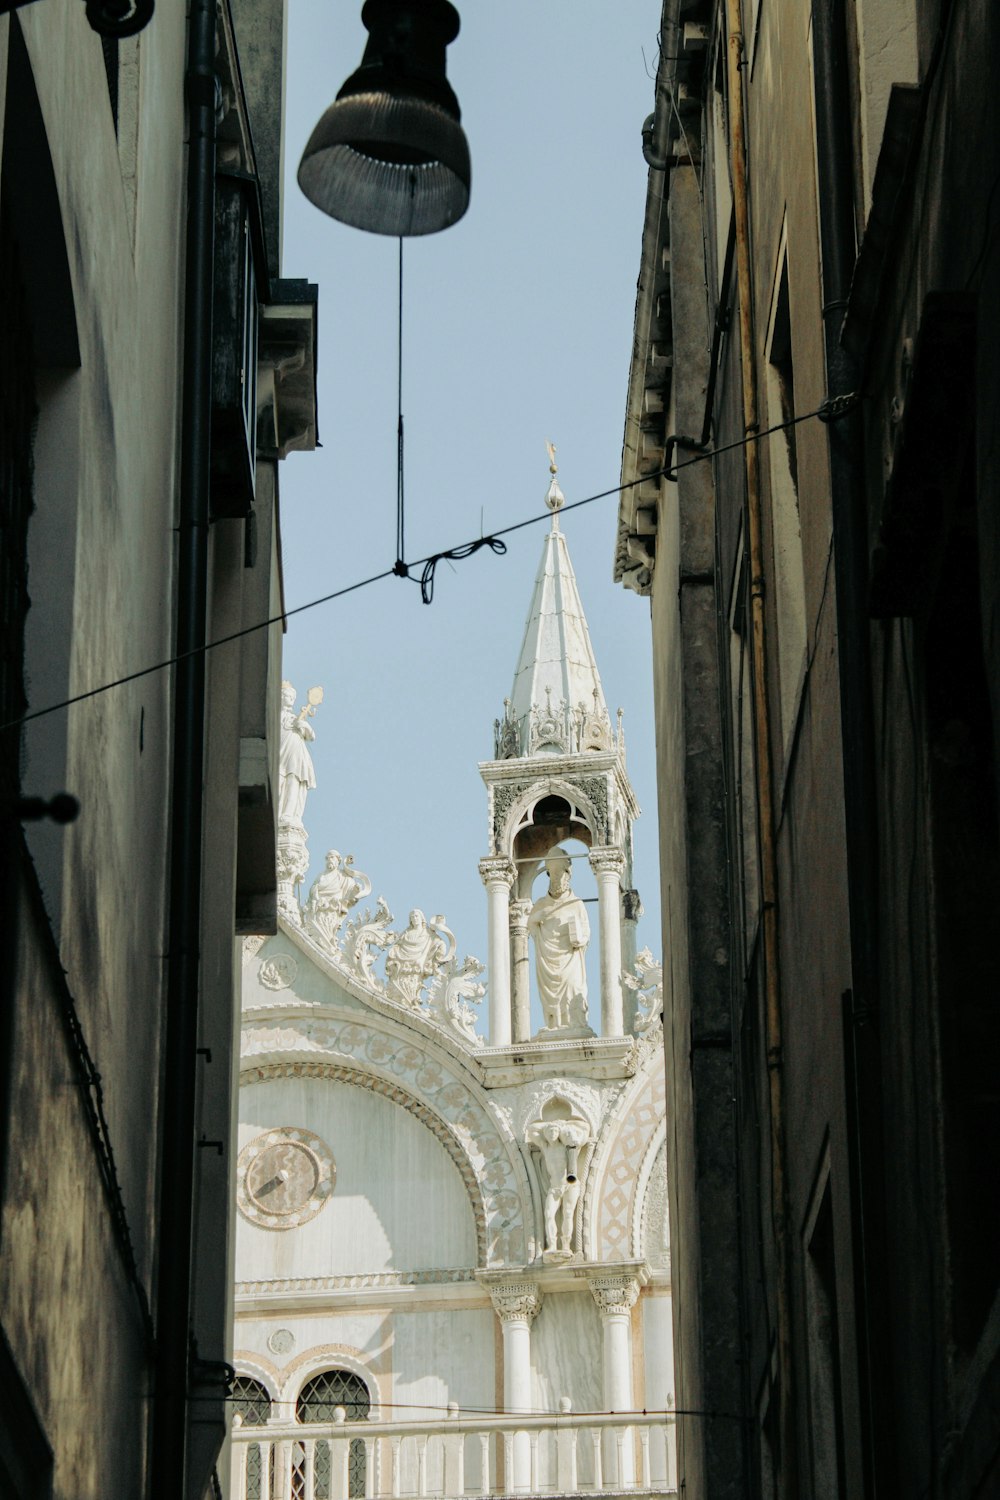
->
[588,846,626,880]
[509,898,532,927]
[479,856,515,890]
[486,1279,543,1325]
[587,1271,642,1316]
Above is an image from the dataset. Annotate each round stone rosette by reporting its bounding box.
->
[237,1126,335,1229]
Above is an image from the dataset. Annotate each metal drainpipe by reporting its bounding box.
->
[810,2,891,1494]
[151,0,216,1495]
[723,2,798,1496]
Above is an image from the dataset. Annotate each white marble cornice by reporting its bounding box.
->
[476,1034,639,1086]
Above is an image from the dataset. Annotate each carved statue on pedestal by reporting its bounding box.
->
[278,682,322,829]
[384,910,456,1007]
[527,847,593,1037]
[305,851,371,950]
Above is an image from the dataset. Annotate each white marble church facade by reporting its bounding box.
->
[230,468,675,1500]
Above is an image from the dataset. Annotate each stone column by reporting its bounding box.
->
[489,1281,542,1491]
[589,847,626,1036]
[479,858,515,1045]
[589,1273,642,1486]
[509,898,533,1042]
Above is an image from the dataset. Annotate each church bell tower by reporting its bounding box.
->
[479,454,641,1046]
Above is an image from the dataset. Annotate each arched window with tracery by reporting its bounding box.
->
[232,1375,273,1500]
[295,1369,372,1499]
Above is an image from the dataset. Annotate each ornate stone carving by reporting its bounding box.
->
[494,698,520,760]
[242,935,267,967]
[588,1273,642,1316]
[525,1093,594,1262]
[238,1268,477,1297]
[426,954,486,1046]
[513,1079,604,1140]
[493,692,615,761]
[278,682,322,830]
[341,897,395,988]
[268,1328,296,1356]
[488,1281,542,1325]
[478,855,515,890]
[304,851,372,950]
[623,947,664,1034]
[384,910,455,1006]
[575,775,610,842]
[576,688,613,753]
[236,1125,335,1230]
[490,780,533,851]
[276,824,310,925]
[527,847,593,1037]
[588,846,626,880]
[259,952,298,991]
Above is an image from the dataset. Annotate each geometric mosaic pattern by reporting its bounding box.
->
[590,1059,666,1260]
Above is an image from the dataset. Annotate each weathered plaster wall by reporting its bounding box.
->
[1,7,185,1495]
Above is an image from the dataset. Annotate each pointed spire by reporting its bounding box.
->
[495,449,614,759]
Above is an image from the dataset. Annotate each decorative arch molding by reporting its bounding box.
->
[632,1117,668,1261]
[492,774,609,857]
[233,1354,280,1403]
[240,1016,535,1266]
[582,1048,666,1262]
[279,1343,386,1414]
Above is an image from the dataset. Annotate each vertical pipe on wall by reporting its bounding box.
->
[151,0,216,1493]
[723,2,798,1495]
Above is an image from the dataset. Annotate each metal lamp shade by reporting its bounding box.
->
[298,0,471,237]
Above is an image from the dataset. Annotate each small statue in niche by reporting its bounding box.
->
[278,682,322,828]
[527,847,592,1034]
[526,1114,592,1262]
[305,851,372,950]
[384,910,455,1006]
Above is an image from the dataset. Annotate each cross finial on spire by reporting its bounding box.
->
[544,439,565,530]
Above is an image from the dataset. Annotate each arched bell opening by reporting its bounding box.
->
[511,794,595,903]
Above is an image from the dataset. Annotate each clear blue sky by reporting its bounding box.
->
[278,0,664,1031]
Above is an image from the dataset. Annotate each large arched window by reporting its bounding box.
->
[296,1369,371,1499]
[232,1375,273,1500]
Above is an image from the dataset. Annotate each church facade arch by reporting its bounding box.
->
[241,1015,534,1267]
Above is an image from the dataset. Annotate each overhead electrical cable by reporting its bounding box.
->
[1,391,859,735]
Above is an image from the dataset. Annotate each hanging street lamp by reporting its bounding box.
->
[298,0,470,237]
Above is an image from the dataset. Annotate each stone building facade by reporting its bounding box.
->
[0,3,316,1497]
[616,1,1000,1497]
[229,487,675,1500]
